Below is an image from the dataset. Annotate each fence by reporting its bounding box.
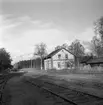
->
[77,65,103,74]
[46,65,103,74]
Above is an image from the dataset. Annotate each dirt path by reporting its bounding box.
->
[2,75,55,105]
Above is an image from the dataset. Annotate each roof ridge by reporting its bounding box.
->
[44,47,74,60]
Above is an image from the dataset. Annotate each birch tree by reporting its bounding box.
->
[34,42,47,70]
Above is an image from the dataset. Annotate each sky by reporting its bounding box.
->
[0,0,103,63]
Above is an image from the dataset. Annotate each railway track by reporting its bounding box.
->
[25,77,103,105]
[0,72,25,105]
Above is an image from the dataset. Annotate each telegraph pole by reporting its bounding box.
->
[31,58,32,68]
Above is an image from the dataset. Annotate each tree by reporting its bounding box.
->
[69,40,85,69]
[62,43,69,49]
[0,48,12,73]
[69,39,85,57]
[34,42,47,70]
[55,44,68,50]
[94,16,103,41]
[90,35,103,57]
[55,45,61,50]
[89,16,103,57]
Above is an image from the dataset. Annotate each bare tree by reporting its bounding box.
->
[34,42,47,70]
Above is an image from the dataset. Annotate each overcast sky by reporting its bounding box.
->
[0,0,103,63]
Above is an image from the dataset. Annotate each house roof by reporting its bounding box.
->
[86,57,103,64]
[44,48,74,60]
[80,56,93,64]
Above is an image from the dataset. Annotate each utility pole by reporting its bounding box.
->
[20,55,23,69]
[31,58,32,68]
[40,54,43,70]
[28,53,33,68]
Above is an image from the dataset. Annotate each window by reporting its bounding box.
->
[58,62,61,68]
[67,62,70,67]
[65,54,68,59]
[58,54,61,59]
[65,62,70,68]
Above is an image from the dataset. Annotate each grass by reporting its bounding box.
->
[20,67,103,76]
[45,66,103,75]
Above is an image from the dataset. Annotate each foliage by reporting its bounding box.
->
[90,36,103,57]
[55,45,61,50]
[55,44,69,50]
[85,17,103,57]
[94,16,103,41]
[0,48,12,72]
[62,43,69,49]
[16,58,42,70]
[90,16,103,57]
[68,40,85,69]
[68,39,85,57]
[34,42,47,58]
[34,42,47,70]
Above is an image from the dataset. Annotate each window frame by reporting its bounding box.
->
[58,62,61,68]
[58,54,61,59]
[65,54,68,59]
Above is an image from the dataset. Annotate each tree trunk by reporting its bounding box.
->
[74,56,80,70]
[41,57,43,70]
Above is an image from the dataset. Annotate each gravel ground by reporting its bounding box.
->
[2,69,103,105]
[2,75,69,105]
